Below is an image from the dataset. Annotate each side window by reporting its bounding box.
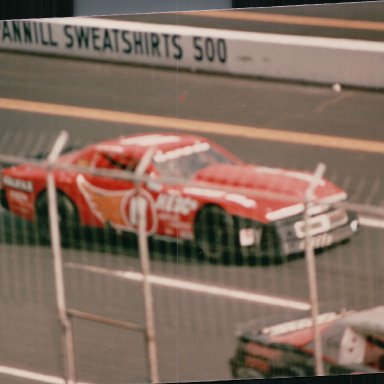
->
[91,152,112,169]
[75,149,95,168]
[91,151,139,172]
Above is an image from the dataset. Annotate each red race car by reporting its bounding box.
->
[230,306,384,378]
[0,133,358,263]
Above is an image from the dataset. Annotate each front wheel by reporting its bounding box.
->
[260,225,285,265]
[272,367,307,378]
[36,191,79,246]
[195,205,236,264]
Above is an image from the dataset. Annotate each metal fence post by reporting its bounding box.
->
[134,146,159,383]
[304,163,326,377]
[47,131,77,383]
[137,189,159,384]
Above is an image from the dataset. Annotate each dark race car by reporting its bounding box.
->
[230,306,384,378]
[0,133,358,263]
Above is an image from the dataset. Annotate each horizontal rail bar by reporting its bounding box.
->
[67,309,145,333]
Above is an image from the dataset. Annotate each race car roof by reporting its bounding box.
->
[96,133,205,155]
[238,306,384,343]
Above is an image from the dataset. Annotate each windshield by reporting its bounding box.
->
[153,142,237,178]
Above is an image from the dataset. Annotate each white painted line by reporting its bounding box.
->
[359,216,384,229]
[0,365,92,384]
[66,263,310,311]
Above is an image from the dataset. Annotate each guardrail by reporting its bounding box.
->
[0,17,383,89]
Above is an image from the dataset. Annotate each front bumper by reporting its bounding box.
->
[281,218,358,255]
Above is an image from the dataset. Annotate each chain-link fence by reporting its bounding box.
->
[0,131,383,383]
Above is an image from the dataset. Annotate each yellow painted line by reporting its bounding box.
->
[184,10,384,32]
[1,97,384,154]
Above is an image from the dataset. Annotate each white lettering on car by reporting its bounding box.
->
[3,176,33,192]
[183,187,224,198]
[156,193,198,215]
[8,190,29,203]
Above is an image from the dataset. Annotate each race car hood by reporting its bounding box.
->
[193,164,346,220]
[193,164,343,199]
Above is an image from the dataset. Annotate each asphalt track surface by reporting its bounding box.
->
[108,1,384,42]
[0,2,384,383]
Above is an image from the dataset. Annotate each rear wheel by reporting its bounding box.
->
[36,191,79,246]
[195,205,236,264]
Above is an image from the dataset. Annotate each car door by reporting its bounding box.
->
[76,149,140,231]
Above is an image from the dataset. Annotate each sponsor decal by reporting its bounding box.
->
[8,190,29,203]
[0,20,58,47]
[3,176,33,192]
[293,232,335,252]
[156,193,198,215]
[183,187,224,198]
[64,27,183,60]
[192,36,227,63]
[77,175,157,233]
[239,228,261,247]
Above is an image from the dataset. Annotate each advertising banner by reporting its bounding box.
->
[1,17,383,88]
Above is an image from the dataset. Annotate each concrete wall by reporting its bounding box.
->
[1,18,382,89]
[74,0,232,16]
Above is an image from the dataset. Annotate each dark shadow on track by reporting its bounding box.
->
[0,209,349,268]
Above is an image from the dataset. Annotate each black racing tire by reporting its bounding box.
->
[272,366,307,378]
[195,205,236,264]
[260,225,285,265]
[0,188,9,209]
[36,191,79,247]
